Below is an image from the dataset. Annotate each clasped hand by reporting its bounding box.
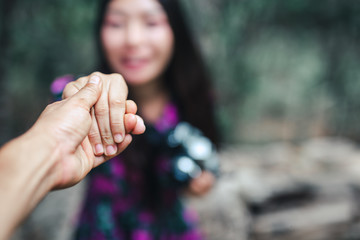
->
[34,72,145,189]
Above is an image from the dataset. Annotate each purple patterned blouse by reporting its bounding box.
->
[51,76,205,240]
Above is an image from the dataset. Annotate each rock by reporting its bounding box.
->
[187,137,360,240]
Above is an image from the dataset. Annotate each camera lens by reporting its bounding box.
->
[173,155,202,182]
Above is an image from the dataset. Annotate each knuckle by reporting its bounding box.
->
[73,89,98,107]
[110,73,123,79]
[74,77,87,88]
[111,121,124,130]
[62,83,75,99]
[110,73,128,89]
[85,84,99,95]
[94,105,108,117]
[101,134,114,144]
[91,71,102,77]
[73,97,91,111]
[88,131,100,141]
[110,98,126,108]
[77,76,88,83]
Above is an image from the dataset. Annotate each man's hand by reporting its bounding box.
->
[0,74,145,239]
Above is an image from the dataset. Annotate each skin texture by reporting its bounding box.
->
[63,72,145,157]
[0,73,145,240]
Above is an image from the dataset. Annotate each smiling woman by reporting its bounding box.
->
[69,0,220,239]
[11,0,220,239]
[100,0,174,87]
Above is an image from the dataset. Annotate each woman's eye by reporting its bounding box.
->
[110,23,124,28]
[146,20,162,27]
[104,20,124,28]
[146,22,158,27]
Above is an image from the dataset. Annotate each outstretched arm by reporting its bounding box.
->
[0,74,144,240]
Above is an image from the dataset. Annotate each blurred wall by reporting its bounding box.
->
[1,0,360,145]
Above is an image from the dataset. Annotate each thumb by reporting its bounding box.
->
[68,75,102,110]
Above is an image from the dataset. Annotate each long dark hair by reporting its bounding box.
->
[95,0,220,209]
[96,0,220,146]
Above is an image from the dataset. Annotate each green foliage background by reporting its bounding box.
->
[1,0,360,145]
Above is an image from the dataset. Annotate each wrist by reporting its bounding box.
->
[22,125,61,190]
[0,127,60,239]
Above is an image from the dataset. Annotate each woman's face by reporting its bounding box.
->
[101,0,174,87]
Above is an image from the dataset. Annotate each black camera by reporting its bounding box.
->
[146,122,219,186]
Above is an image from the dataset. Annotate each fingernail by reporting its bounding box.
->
[136,115,146,130]
[95,144,104,155]
[89,75,100,85]
[105,145,117,156]
[114,134,124,143]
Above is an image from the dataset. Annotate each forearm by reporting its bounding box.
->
[0,129,58,240]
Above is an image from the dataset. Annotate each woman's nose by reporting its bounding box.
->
[125,22,144,47]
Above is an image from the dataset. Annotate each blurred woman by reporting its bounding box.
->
[70,0,221,239]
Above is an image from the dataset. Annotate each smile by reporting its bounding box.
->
[121,58,149,70]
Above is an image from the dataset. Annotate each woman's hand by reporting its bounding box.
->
[187,171,215,196]
[63,72,145,158]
